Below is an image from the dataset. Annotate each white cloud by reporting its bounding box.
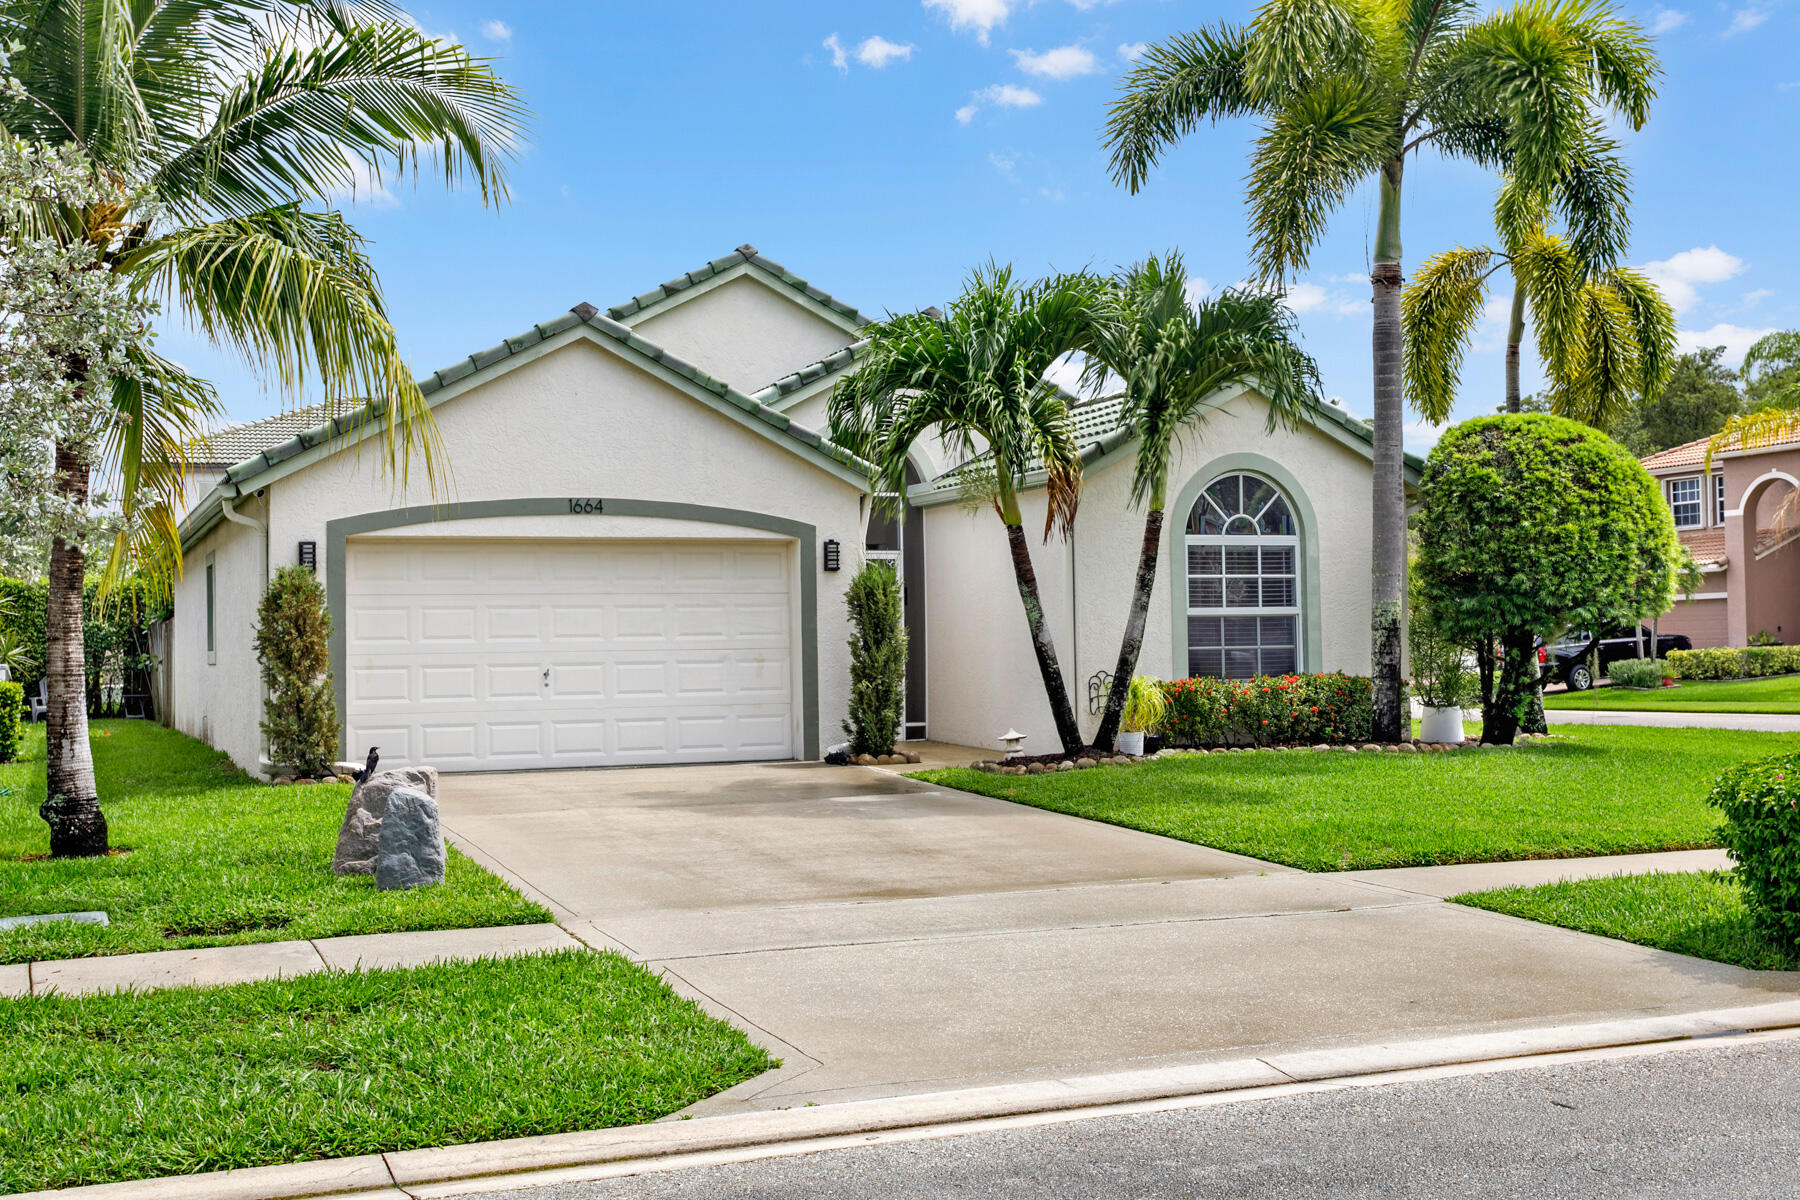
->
[481,19,511,42]
[1639,244,1746,314]
[327,154,397,209]
[1469,293,1516,353]
[1781,80,1800,92]
[1649,8,1688,33]
[856,35,915,67]
[823,33,848,72]
[981,83,1042,107]
[1677,323,1777,367]
[1336,296,1367,317]
[1724,5,1769,35]
[955,103,979,124]
[1742,288,1775,307]
[1284,282,1330,313]
[1329,271,1370,284]
[1118,42,1148,61]
[1183,275,1213,306]
[923,0,1013,44]
[1404,420,1446,454]
[988,150,1018,178]
[1010,44,1099,80]
[1067,0,1122,9]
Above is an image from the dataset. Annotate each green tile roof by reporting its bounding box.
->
[749,340,869,406]
[605,244,870,328]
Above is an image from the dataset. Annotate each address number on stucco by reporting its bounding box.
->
[567,498,605,514]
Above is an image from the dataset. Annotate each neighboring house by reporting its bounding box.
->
[172,245,1418,777]
[180,406,332,517]
[1642,430,1800,647]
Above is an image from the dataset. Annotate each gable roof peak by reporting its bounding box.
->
[569,301,598,321]
[735,243,759,257]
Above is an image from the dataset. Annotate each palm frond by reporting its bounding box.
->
[1401,246,1495,423]
[1604,265,1675,401]
[1546,279,1639,427]
[1103,24,1257,193]
[1708,407,1800,464]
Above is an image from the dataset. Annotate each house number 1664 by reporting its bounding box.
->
[567,498,605,514]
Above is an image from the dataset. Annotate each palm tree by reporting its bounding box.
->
[1710,331,1800,537]
[3,0,525,855]
[1103,0,1658,741]
[1083,255,1321,751]
[829,265,1104,758]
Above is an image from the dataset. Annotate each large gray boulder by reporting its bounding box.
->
[375,786,445,891]
[332,767,439,876]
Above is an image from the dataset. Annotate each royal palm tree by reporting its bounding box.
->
[2,0,525,854]
[1103,0,1659,741]
[1083,255,1321,751]
[829,265,1104,758]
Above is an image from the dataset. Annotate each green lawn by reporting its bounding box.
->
[914,725,1800,871]
[1544,674,1800,714]
[1,722,547,964]
[1455,870,1799,972]
[0,949,774,1193]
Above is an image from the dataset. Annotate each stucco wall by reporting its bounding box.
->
[630,275,856,394]
[919,391,1381,753]
[189,334,867,774]
[170,493,267,770]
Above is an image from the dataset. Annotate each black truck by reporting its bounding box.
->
[1546,626,1692,691]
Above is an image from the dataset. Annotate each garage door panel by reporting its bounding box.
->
[344,539,796,771]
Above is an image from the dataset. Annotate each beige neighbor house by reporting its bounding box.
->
[1642,430,1800,647]
[171,246,1417,777]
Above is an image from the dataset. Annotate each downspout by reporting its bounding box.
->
[220,494,270,769]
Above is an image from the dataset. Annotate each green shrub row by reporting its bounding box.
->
[1607,658,1669,689]
[1159,673,1374,747]
[0,681,22,763]
[1710,751,1800,950]
[0,576,171,716]
[1667,645,1800,680]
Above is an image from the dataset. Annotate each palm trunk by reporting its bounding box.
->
[1504,281,1526,413]
[41,444,106,857]
[1369,157,1408,742]
[1001,521,1086,758]
[1093,507,1166,751]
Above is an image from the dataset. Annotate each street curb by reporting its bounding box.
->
[19,998,1800,1200]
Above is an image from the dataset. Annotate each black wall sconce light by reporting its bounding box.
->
[822,539,841,571]
[298,540,317,572]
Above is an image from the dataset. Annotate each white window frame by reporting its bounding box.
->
[1667,475,1703,530]
[1184,474,1302,680]
[1713,472,1727,526]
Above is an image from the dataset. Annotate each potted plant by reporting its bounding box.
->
[1117,675,1167,757]
[1409,591,1470,743]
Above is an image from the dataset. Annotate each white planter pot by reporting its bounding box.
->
[1116,731,1146,756]
[1419,705,1466,745]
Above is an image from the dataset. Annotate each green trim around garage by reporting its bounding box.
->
[325,498,823,763]
[1166,454,1325,680]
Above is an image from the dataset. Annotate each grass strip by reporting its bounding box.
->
[1543,674,1800,714]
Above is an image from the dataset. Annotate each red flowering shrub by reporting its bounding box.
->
[1159,673,1374,747]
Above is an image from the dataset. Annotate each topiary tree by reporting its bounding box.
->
[255,567,339,778]
[1417,414,1678,744]
[842,560,908,757]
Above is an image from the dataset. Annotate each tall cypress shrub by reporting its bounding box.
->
[255,567,339,777]
[843,561,908,756]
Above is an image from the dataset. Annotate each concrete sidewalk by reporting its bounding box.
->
[1345,848,1734,899]
[1548,709,1800,732]
[0,923,578,999]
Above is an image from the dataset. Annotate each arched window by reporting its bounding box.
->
[1184,473,1300,679]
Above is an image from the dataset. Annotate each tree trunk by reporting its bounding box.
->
[1504,281,1526,413]
[1003,522,1087,757]
[1483,629,1537,745]
[41,444,106,857]
[1093,508,1166,752]
[1369,157,1408,742]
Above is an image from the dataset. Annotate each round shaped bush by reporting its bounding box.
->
[1710,752,1800,950]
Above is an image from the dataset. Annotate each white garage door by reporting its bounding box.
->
[343,539,795,771]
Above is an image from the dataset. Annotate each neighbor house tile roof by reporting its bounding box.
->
[750,340,868,405]
[1640,436,1714,473]
[194,405,331,464]
[1680,528,1728,567]
[604,244,869,328]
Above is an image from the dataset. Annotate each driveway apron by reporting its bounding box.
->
[438,762,1800,1111]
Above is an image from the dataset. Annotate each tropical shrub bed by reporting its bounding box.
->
[1668,646,1800,680]
[1709,750,1800,949]
[1159,672,1373,747]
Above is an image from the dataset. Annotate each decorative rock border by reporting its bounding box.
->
[850,751,923,767]
[966,732,1557,773]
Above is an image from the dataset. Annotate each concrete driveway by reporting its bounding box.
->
[438,759,1800,1112]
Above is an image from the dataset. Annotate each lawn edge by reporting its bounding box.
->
[20,999,1800,1200]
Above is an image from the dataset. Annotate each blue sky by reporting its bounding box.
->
[167,0,1800,454]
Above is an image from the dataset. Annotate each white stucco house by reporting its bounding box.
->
[172,245,1418,776]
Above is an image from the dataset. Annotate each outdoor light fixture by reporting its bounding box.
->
[297,541,317,572]
[823,539,841,571]
[999,728,1028,758]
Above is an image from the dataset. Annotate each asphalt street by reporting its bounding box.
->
[468,1034,1800,1200]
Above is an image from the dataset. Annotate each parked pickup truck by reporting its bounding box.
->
[1546,626,1692,691]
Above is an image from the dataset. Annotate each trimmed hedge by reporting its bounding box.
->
[1709,751,1800,949]
[1159,673,1373,747]
[0,681,21,763]
[0,577,171,717]
[1668,646,1800,681]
